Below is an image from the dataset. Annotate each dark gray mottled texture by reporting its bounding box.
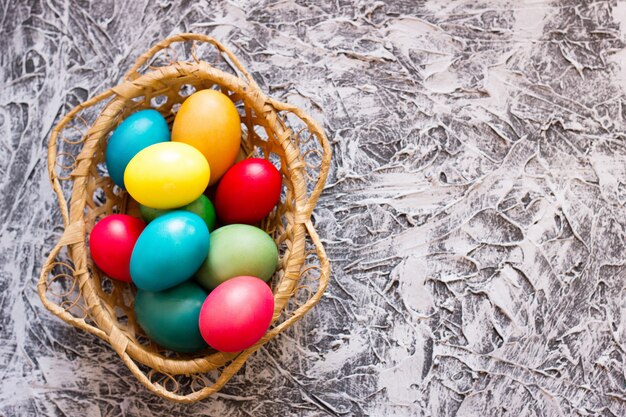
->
[2,0,626,416]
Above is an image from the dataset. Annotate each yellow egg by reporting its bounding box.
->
[171,89,241,186]
[124,142,210,209]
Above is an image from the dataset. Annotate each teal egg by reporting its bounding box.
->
[131,211,209,291]
[195,224,278,290]
[105,109,170,188]
[140,194,217,231]
[134,281,208,353]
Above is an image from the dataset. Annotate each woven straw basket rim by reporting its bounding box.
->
[38,33,331,403]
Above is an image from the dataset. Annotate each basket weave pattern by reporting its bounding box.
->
[39,34,331,403]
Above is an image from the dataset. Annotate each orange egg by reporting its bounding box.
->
[172,90,241,185]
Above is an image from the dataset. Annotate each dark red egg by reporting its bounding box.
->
[215,158,282,224]
[89,214,146,282]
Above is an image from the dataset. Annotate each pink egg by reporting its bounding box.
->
[198,276,274,352]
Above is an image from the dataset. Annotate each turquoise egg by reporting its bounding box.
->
[134,281,208,353]
[105,109,170,188]
[131,211,209,291]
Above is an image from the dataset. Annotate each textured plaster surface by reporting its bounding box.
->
[2,0,626,416]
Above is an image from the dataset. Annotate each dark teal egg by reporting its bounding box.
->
[134,281,208,353]
[105,109,170,188]
[140,194,217,231]
[130,211,209,291]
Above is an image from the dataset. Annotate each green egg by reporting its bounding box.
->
[195,224,278,290]
[140,194,216,231]
[134,281,208,353]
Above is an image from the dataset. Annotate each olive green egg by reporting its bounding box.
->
[134,281,208,353]
[195,224,278,290]
[140,194,216,231]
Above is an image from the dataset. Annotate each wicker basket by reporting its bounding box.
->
[39,34,331,403]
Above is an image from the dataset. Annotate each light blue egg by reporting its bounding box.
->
[130,211,209,291]
[105,109,170,188]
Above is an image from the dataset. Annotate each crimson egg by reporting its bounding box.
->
[89,214,146,282]
[215,158,282,224]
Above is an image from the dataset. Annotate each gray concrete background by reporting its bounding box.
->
[2,1,626,416]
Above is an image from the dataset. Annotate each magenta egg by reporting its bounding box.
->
[198,276,274,352]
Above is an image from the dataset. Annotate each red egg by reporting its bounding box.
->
[89,214,146,282]
[215,158,282,224]
[198,276,274,352]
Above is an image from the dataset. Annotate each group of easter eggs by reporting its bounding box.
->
[89,89,283,353]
